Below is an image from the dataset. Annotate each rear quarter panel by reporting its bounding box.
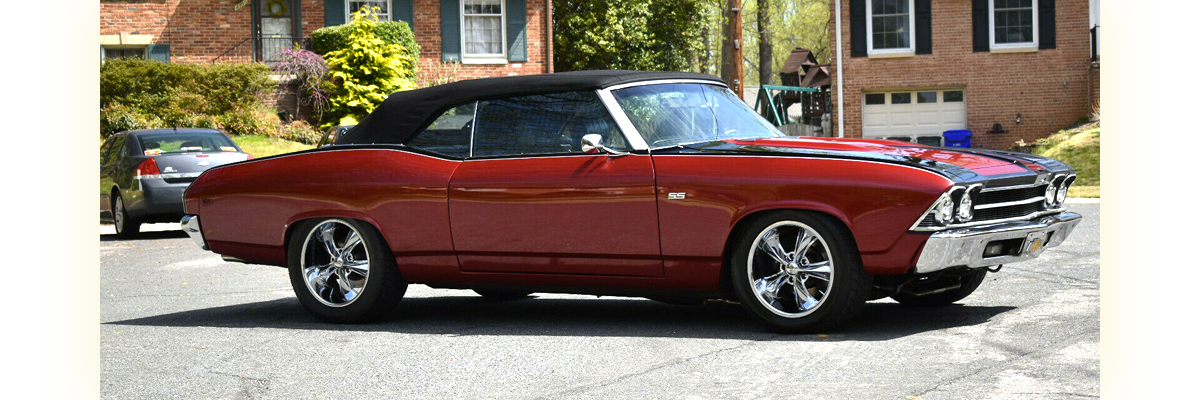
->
[185,149,460,268]
[653,155,952,276]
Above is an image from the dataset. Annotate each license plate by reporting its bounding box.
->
[1024,231,1049,254]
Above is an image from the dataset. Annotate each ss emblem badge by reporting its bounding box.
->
[667,192,686,200]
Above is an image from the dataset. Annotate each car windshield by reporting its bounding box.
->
[137,132,237,155]
[612,83,783,149]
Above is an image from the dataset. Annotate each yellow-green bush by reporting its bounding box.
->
[322,6,418,129]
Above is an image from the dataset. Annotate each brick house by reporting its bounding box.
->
[827,0,1099,149]
[99,0,553,85]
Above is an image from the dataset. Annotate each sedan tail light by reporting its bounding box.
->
[135,158,162,180]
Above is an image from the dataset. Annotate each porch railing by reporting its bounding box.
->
[212,37,312,64]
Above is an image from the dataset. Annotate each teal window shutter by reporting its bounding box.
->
[441,0,461,62]
[505,0,526,62]
[325,0,345,26]
[148,44,170,63]
[393,0,414,27]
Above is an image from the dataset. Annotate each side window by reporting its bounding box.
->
[406,102,476,158]
[99,138,114,164]
[102,136,126,164]
[472,91,626,158]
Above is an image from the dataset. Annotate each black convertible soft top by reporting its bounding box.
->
[336,70,724,145]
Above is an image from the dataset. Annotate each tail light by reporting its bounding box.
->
[135,158,162,180]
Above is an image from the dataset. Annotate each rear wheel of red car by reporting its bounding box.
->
[113,195,140,239]
[288,218,406,323]
[731,211,870,333]
[890,268,988,306]
[473,289,533,300]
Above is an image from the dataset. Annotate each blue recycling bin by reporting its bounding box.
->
[942,129,972,148]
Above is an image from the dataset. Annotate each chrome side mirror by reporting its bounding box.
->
[581,134,628,157]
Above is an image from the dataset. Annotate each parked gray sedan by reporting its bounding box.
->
[100,128,250,238]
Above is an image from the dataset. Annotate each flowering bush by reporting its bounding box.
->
[273,47,331,121]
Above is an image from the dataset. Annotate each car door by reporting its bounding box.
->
[99,134,126,219]
[447,91,663,277]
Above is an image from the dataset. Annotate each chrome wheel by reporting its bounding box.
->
[747,221,834,318]
[300,220,371,307]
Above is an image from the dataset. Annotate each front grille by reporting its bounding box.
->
[974,184,1049,223]
[914,179,1059,230]
[977,186,1043,205]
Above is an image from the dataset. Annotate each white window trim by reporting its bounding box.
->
[460,0,508,63]
[865,0,916,57]
[989,0,1039,52]
[345,0,391,24]
[100,45,149,62]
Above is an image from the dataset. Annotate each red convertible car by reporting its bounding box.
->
[181,71,1081,332]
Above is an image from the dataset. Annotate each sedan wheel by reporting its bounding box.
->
[113,196,140,239]
[288,218,406,323]
[732,211,870,333]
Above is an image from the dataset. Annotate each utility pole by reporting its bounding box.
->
[720,0,744,98]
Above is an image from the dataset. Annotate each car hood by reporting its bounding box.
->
[657,137,1073,184]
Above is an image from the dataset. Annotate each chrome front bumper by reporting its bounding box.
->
[914,212,1082,273]
[180,215,208,250]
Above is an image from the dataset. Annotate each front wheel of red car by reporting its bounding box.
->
[287,218,406,323]
[731,211,871,333]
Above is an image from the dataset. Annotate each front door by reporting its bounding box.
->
[253,0,300,62]
[446,91,664,277]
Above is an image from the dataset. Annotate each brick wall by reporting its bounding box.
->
[101,0,551,81]
[411,0,551,86]
[100,0,324,64]
[828,0,1095,149]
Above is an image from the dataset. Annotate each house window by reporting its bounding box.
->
[462,0,505,58]
[864,93,886,105]
[346,0,390,22]
[891,92,911,104]
[102,47,146,60]
[866,0,914,56]
[990,0,1038,50]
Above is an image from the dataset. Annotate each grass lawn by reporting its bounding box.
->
[230,134,315,158]
[1032,122,1100,198]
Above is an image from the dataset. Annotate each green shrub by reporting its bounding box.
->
[312,19,420,62]
[278,121,324,145]
[218,105,281,137]
[322,6,418,129]
[101,104,162,135]
[100,58,275,136]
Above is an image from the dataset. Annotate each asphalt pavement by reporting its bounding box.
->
[100,201,1099,399]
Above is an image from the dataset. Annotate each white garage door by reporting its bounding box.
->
[862,89,965,146]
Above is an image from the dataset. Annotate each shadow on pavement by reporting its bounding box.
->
[100,230,189,242]
[104,294,1015,341]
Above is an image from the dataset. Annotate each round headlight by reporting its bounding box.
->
[1055,181,1069,204]
[934,197,954,224]
[957,194,974,222]
[1044,184,1057,207]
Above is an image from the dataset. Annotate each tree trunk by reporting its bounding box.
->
[720,0,743,97]
[757,0,773,86]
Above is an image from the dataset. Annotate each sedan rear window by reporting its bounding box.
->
[137,132,237,155]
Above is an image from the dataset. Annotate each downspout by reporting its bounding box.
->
[546,0,554,73]
[834,0,844,138]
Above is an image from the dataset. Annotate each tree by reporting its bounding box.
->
[757,0,773,86]
[322,6,417,128]
[553,0,705,72]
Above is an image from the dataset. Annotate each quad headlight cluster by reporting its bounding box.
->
[930,185,981,226]
[1044,175,1075,209]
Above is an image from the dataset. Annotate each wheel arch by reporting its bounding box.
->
[717,207,860,297]
[283,212,394,261]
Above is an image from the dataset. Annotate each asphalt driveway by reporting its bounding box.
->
[100,201,1100,399]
